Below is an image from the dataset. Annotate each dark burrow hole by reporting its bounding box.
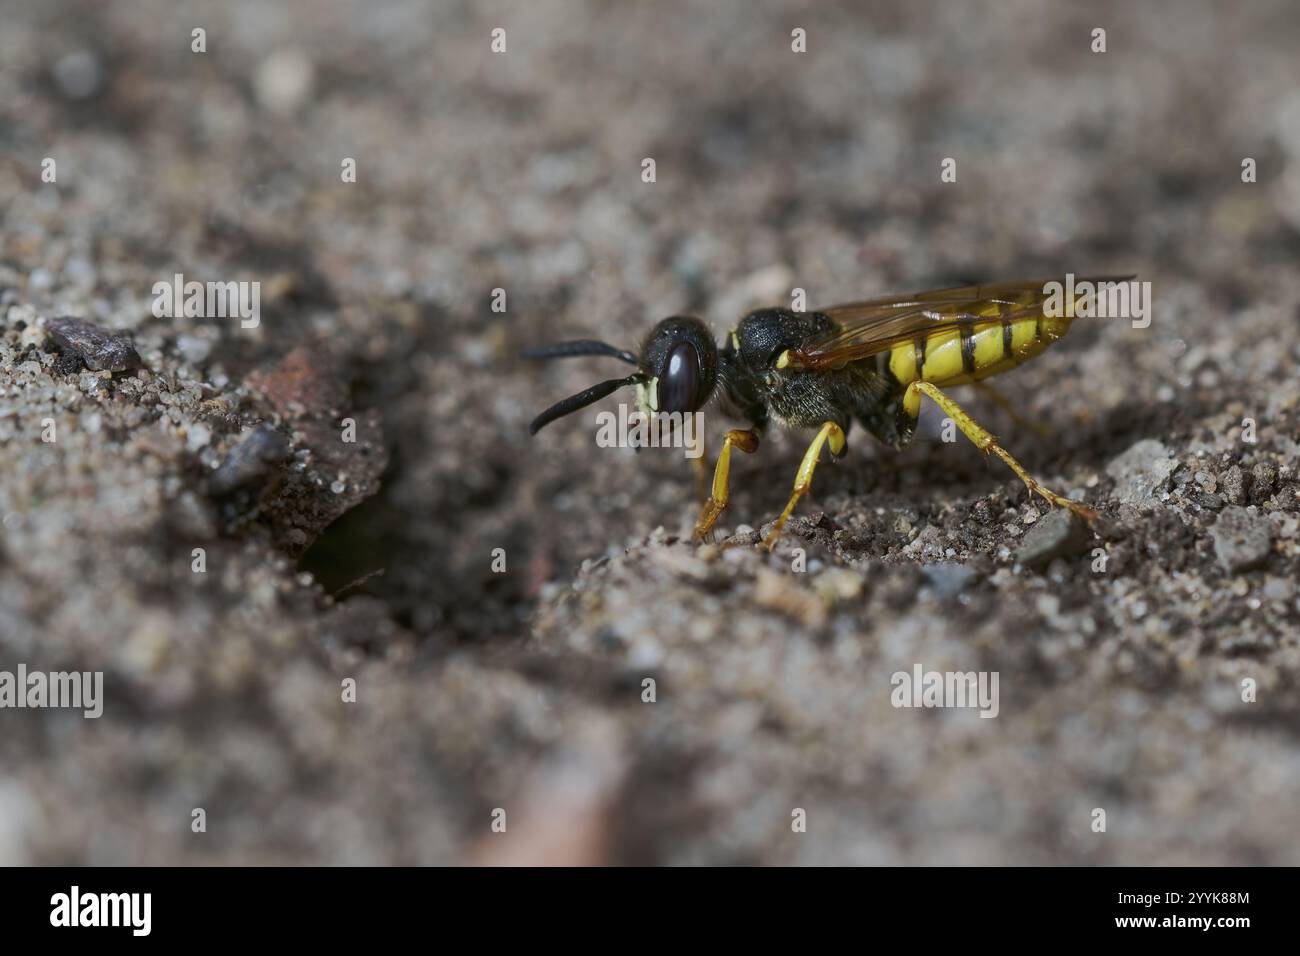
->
[296,306,533,644]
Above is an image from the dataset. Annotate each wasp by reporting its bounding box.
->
[525,279,1115,549]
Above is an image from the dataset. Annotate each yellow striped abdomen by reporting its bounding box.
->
[887,314,1072,389]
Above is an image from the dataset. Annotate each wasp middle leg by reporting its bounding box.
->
[695,428,761,539]
[904,380,1097,520]
[763,421,847,551]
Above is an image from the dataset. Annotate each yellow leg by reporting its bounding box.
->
[763,421,846,551]
[905,381,1096,520]
[695,429,760,539]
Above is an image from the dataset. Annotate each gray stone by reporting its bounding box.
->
[921,562,975,599]
[1106,439,1178,506]
[207,427,290,497]
[1015,508,1093,569]
[1220,465,1249,506]
[45,316,143,373]
[1211,506,1272,573]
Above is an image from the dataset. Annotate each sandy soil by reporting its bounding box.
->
[1,0,1299,864]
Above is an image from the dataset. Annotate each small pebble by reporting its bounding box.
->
[186,423,212,452]
[52,50,103,99]
[208,427,290,497]
[1220,465,1248,505]
[1210,505,1272,573]
[1251,461,1276,500]
[254,48,315,116]
[1014,508,1092,570]
[1106,439,1177,506]
[45,316,143,373]
[921,562,974,600]
[177,335,213,365]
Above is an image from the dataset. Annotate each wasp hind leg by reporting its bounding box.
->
[904,380,1097,521]
[763,421,847,551]
[695,428,761,540]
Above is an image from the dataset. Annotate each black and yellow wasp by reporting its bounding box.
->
[525,279,1110,549]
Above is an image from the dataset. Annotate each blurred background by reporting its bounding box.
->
[1,0,1299,864]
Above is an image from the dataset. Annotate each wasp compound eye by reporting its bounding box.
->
[659,341,700,413]
[640,315,718,414]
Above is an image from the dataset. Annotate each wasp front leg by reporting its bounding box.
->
[763,421,847,551]
[695,428,761,540]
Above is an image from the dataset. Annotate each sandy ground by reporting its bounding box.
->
[1,0,1299,864]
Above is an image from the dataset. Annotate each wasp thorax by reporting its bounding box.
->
[641,316,717,414]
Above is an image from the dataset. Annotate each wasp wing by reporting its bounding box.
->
[786,278,1126,371]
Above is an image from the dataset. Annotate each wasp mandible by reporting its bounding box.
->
[525,279,1117,549]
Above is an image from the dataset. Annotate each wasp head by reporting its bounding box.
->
[522,316,717,434]
[636,316,717,417]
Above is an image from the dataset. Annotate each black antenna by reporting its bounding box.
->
[528,374,642,435]
[521,340,638,365]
